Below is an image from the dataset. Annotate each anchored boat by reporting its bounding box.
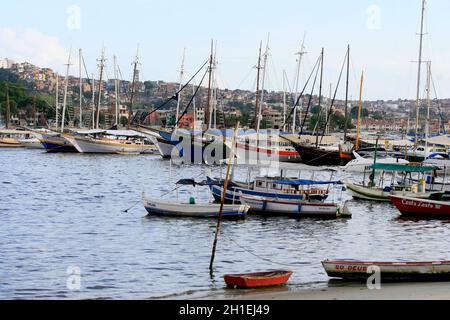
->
[240,194,350,218]
[64,130,155,154]
[142,194,249,219]
[322,259,450,281]
[390,196,450,218]
[344,163,443,202]
[224,271,293,288]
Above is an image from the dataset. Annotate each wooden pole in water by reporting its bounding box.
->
[209,121,240,275]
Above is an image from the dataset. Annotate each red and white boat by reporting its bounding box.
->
[322,259,450,281]
[390,196,450,218]
[224,271,293,288]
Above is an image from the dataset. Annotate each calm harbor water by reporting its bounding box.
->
[1,149,450,300]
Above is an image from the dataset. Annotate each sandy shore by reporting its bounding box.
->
[220,282,450,300]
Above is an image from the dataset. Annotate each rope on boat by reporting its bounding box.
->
[222,234,310,268]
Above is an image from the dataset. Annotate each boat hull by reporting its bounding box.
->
[235,142,302,163]
[390,196,450,218]
[159,130,230,164]
[0,138,23,148]
[344,180,441,202]
[224,271,293,288]
[240,195,344,218]
[322,259,450,282]
[293,144,353,166]
[142,196,249,219]
[39,134,77,153]
[19,138,45,149]
[67,136,154,154]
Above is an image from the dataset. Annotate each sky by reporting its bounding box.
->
[1,0,449,101]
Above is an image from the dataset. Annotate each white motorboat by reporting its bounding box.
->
[142,194,249,219]
[342,152,409,172]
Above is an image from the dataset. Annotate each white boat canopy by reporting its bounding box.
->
[423,135,450,147]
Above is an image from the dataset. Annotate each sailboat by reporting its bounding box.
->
[288,46,354,166]
[40,53,78,153]
[148,43,230,164]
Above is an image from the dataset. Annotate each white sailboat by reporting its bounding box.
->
[342,151,409,172]
[64,130,155,154]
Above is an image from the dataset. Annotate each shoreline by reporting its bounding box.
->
[209,282,450,300]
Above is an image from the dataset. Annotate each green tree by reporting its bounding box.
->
[350,106,369,119]
[120,116,129,127]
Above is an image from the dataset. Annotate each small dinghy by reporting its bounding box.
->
[224,271,293,288]
[142,194,249,219]
[322,259,450,281]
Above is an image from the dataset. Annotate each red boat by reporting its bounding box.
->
[224,271,293,288]
[390,196,450,218]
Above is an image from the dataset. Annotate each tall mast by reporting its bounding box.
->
[55,75,59,131]
[293,34,307,133]
[253,42,263,130]
[257,34,270,132]
[175,49,186,131]
[212,42,218,129]
[129,45,139,129]
[91,73,95,129]
[61,51,72,132]
[96,48,106,129]
[355,71,364,151]
[315,48,324,148]
[114,55,120,126]
[282,70,287,132]
[326,83,332,135]
[205,40,214,130]
[425,61,431,159]
[415,0,426,144]
[343,45,350,141]
[5,83,10,129]
[79,49,83,128]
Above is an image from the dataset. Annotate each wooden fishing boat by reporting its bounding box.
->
[224,271,293,288]
[390,196,450,218]
[0,130,32,148]
[39,132,77,153]
[64,130,155,154]
[290,143,354,166]
[322,259,450,281]
[142,194,249,219]
[344,163,443,202]
[239,194,350,218]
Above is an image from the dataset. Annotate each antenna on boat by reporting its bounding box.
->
[209,121,240,276]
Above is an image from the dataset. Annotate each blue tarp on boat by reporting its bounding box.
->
[271,179,341,186]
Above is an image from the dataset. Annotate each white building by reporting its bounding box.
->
[0,58,14,69]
